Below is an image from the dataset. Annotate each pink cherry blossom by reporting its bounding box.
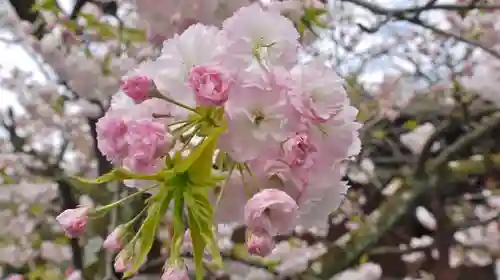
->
[222,3,299,69]
[148,23,228,118]
[244,189,298,236]
[121,75,153,104]
[96,114,128,163]
[289,59,347,123]
[123,119,174,173]
[310,106,362,162]
[247,233,275,256]
[161,266,189,280]
[56,207,90,238]
[103,226,126,253]
[221,68,292,162]
[282,132,317,168]
[188,65,232,106]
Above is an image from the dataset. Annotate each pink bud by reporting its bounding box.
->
[56,207,90,238]
[121,76,153,104]
[161,266,189,280]
[103,226,126,253]
[247,234,274,256]
[244,189,298,237]
[188,65,232,106]
[114,251,132,273]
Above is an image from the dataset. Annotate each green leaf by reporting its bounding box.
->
[72,169,118,185]
[62,20,79,33]
[95,23,116,40]
[124,188,173,277]
[186,209,206,280]
[80,13,99,25]
[175,126,224,174]
[185,189,223,267]
[301,7,328,30]
[188,134,218,185]
[31,0,59,13]
[169,191,186,264]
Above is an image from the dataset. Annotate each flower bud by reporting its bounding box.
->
[121,75,154,104]
[103,225,126,253]
[56,207,91,238]
[244,189,298,237]
[188,65,232,106]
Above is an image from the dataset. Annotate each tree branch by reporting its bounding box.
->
[302,112,500,279]
[342,0,500,59]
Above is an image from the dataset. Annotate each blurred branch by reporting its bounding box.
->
[455,212,500,231]
[343,0,500,15]
[415,107,497,176]
[2,108,85,274]
[342,0,500,59]
[301,111,500,279]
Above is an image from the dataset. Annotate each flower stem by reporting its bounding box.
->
[93,185,158,216]
[162,95,201,115]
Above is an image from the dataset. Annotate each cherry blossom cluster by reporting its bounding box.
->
[55,3,360,279]
[134,0,326,45]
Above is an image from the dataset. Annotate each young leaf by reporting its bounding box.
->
[169,191,186,265]
[175,126,224,174]
[186,208,206,280]
[124,188,173,277]
[185,190,223,267]
[188,134,218,185]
